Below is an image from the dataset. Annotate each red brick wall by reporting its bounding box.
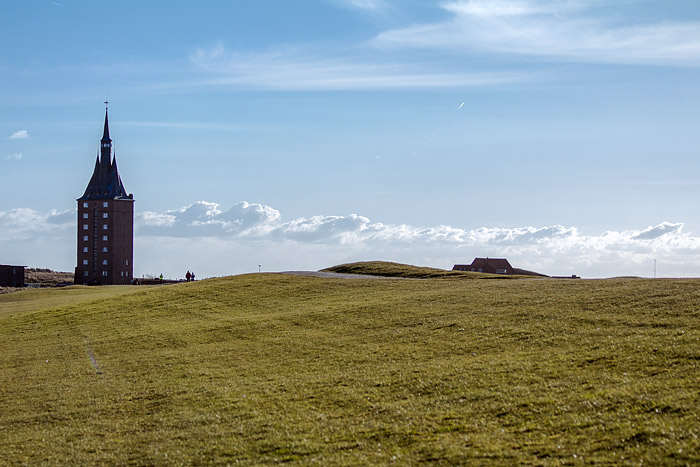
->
[74,199,134,285]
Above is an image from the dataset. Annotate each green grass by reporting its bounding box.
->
[322,260,504,279]
[0,284,152,317]
[1,271,699,465]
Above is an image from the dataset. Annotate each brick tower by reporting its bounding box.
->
[74,104,134,285]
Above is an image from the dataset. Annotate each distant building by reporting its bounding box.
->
[0,265,25,287]
[74,105,134,285]
[453,258,514,274]
[453,258,548,277]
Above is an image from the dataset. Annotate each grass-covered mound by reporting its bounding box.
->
[1,274,699,464]
[322,260,497,279]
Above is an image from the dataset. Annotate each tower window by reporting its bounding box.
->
[83,271,88,277]
[83,213,89,219]
[83,224,88,230]
[103,213,108,219]
[103,236,108,241]
[83,247,88,253]
[83,202,88,208]
[102,271,108,277]
[83,260,88,265]
[102,260,108,265]
[103,202,109,208]
[83,236,88,241]
[126,260,129,266]
[102,247,108,252]
[103,224,108,230]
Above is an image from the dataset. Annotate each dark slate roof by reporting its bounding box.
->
[471,258,513,270]
[78,156,131,200]
[78,109,132,201]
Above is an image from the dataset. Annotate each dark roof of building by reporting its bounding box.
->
[512,268,549,277]
[78,109,132,201]
[453,258,549,277]
[471,258,513,269]
[78,157,129,201]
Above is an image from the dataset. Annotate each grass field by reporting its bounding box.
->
[1,265,699,465]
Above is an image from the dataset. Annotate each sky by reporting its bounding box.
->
[2,0,700,279]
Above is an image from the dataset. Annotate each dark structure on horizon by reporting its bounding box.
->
[453,258,548,277]
[0,265,25,287]
[74,105,134,285]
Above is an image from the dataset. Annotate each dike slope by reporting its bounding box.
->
[1,272,699,465]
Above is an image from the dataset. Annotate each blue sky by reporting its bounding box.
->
[2,0,700,278]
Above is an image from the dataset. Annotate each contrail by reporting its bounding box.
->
[410,101,465,158]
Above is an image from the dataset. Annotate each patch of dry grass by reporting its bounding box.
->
[25,268,74,286]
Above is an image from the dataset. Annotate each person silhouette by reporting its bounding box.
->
[186,271,191,282]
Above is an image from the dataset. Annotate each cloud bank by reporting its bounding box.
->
[373,0,700,66]
[2,201,700,278]
[186,1,700,95]
[190,42,527,91]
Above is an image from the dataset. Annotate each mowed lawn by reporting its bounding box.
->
[1,273,699,465]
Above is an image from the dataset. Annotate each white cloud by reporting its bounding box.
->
[3,202,700,278]
[0,208,73,241]
[139,201,281,237]
[132,200,700,277]
[121,121,272,132]
[190,43,528,90]
[373,0,700,67]
[332,0,387,11]
[6,153,23,161]
[9,130,28,139]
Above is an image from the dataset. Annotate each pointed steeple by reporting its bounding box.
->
[101,105,112,143]
[78,104,131,201]
[100,102,112,167]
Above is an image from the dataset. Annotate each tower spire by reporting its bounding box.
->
[100,102,112,167]
[102,100,111,143]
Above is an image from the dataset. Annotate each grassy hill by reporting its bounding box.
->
[1,269,699,464]
[323,261,502,279]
